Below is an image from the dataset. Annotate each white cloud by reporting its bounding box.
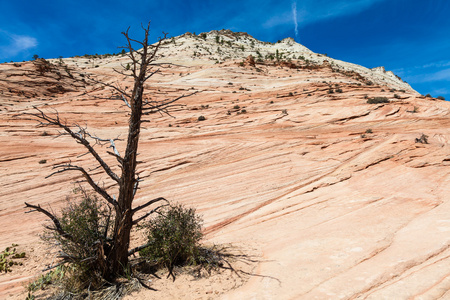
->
[264,0,386,29]
[292,1,299,40]
[429,88,450,96]
[407,68,450,83]
[422,61,450,69]
[425,68,450,82]
[0,31,38,60]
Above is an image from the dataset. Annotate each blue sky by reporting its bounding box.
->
[1,0,449,99]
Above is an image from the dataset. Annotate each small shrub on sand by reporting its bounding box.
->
[139,204,203,279]
[415,133,429,144]
[0,244,25,273]
[41,188,114,292]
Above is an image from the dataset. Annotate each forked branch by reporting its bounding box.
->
[23,107,120,184]
[131,196,168,215]
[46,163,116,206]
[132,204,168,225]
[25,202,74,241]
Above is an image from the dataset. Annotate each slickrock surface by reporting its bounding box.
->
[0,31,449,299]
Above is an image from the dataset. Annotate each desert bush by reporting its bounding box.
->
[42,188,114,291]
[415,133,429,144]
[367,97,390,104]
[28,265,66,293]
[365,129,373,134]
[198,115,206,121]
[139,204,203,276]
[437,96,445,100]
[0,244,25,273]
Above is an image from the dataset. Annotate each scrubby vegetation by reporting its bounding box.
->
[0,244,25,273]
[415,133,429,144]
[40,188,115,291]
[367,97,390,104]
[139,204,203,279]
[28,265,66,294]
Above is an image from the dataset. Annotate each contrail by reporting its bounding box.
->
[292,1,299,41]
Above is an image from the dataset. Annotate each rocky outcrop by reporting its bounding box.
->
[0,33,449,299]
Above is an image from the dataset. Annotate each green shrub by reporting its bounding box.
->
[0,244,25,273]
[42,188,114,291]
[28,265,67,292]
[437,96,445,100]
[139,204,203,274]
[198,115,206,121]
[367,97,390,104]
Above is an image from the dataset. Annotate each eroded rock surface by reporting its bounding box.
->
[0,32,449,299]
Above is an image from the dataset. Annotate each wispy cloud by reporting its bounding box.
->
[406,68,450,84]
[422,61,450,69]
[422,68,450,82]
[429,87,450,96]
[0,30,38,60]
[292,1,299,40]
[264,0,386,29]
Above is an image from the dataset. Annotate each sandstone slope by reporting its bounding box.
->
[0,31,449,299]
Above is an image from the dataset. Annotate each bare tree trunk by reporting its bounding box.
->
[23,22,197,282]
[110,67,145,276]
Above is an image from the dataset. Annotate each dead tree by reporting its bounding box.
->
[24,22,196,280]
